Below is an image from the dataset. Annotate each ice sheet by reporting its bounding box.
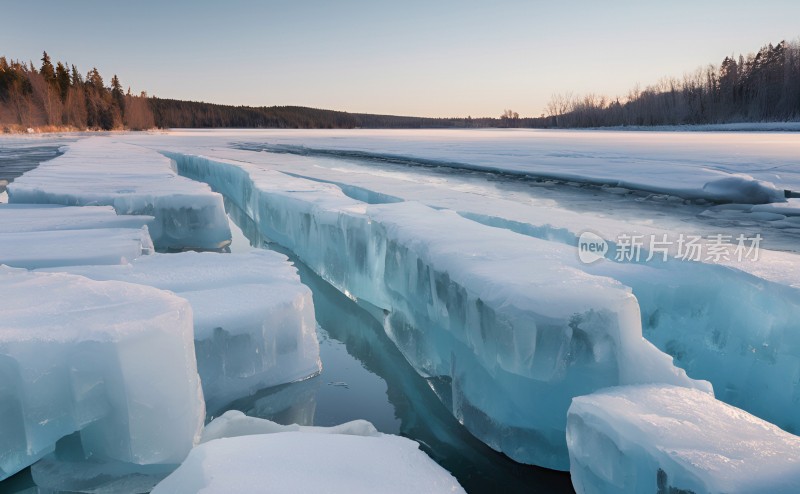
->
[227,129,796,203]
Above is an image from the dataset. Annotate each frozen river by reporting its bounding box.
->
[2,129,799,493]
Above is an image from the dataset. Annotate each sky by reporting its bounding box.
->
[2,0,799,118]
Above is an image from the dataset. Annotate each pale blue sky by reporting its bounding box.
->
[2,1,798,117]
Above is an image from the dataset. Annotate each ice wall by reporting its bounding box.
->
[0,268,204,481]
[8,138,231,250]
[460,210,800,434]
[170,152,707,470]
[567,385,800,494]
[39,251,321,409]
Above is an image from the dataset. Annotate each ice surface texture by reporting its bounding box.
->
[171,152,706,470]
[153,411,465,494]
[39,250,321,409]
[567,385,800,494]
[7,137,231,250]
[231,129,793,203]
[0,268,204,481]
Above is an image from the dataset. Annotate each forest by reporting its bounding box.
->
[0,52,153,131]
[2,39,799,132]
[545,39,800,127]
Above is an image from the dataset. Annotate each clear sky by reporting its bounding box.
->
[2,0,799,117]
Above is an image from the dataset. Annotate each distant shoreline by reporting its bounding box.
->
[3,121,800,136]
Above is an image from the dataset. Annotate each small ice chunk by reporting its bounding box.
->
[567,385,800,494]
[153,412,464,494]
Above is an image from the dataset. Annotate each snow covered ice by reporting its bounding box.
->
[226,128,796,203]
[170,151,708,469]
[567,385,800,494]
[152,411,465,494]
[0,267,204,481]
[7,137,231,250]
[38,250,321,409]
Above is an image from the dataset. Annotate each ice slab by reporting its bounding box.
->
[586,260,800,434]
[38,250,321,408]
[567,385,800,494]
[7,137,231,250]
[153,411,465,494]
[0,267,204,481]
[170,152,707,469]
[0,204,153,233]
[0,227,153,269]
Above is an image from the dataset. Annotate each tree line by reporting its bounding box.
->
[149,98,534,129]
[0,52,154,131]
[3,38,799,133]
[546,39,800,127]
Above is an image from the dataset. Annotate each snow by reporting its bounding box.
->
[7,137,231,250]
[0,267,204,481]
[0,227,153,269]
[567,385,800,494]
[152,411,465,494]
[38,250,321,409]
[221,128,798,203]
[170,151,708,470]
[199,410,379,442]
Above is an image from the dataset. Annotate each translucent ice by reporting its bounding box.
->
[0,267,204,481]
[0,204,153,233]
[8,137,231,250]
[0,227,153,269]
[567,385,800,494]
[170,152,707,469]
[39,250,321,408]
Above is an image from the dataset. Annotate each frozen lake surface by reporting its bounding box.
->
[1,129,799,493]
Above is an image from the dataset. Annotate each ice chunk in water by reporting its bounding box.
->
[153,411,465,494]
[39,250,321,408]
[8,137,231,250]
[567,385,800,494]
[0,267,204,481]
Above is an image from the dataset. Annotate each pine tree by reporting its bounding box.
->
[55,62,70,102]
[40,51,55,83]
